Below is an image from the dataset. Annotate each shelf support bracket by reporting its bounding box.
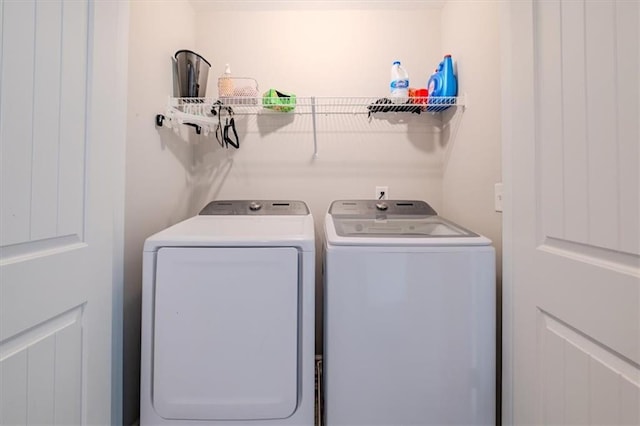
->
[311,96,318,159]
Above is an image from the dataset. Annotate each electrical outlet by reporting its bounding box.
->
[494,183,503,212]
[376,186,389,200]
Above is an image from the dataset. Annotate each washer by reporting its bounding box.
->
[323,200,495,426]
[141,200,315,426]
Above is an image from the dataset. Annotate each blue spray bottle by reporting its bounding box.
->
[427,55,457,112]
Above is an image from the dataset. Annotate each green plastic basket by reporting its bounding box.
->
[262,89,296,112]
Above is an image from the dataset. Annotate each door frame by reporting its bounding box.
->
[500,1,529,424]
[101,1,129,424]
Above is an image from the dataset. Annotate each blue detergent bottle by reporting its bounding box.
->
[427,55,458,112]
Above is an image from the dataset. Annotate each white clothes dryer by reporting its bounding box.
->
[323,200,495,426]
[141,200,315,426]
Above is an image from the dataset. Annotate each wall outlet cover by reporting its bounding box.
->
[494,183,503,212]
[375,186,388,200]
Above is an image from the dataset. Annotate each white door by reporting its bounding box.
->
[503,1,639,425]
[0,1,127,424]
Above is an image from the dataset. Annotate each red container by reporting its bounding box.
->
[410,88,429,111]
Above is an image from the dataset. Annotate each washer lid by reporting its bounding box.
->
[332,215,477,238]
[326,200,491,246]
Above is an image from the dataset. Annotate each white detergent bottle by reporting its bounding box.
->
[390,60,409,103]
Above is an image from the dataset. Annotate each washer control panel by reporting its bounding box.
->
[329,200,437,217]
[199,200,310,215]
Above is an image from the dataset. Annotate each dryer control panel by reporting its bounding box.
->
[199,200,310,215]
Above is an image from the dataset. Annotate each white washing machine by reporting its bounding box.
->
[140,200,315,426]
[324,200,495,426]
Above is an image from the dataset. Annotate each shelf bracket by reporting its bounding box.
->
[183,122,202,135]
[311,96,318,158]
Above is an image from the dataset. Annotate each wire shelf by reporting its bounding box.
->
[167,95,464,116]
[156,95,466,158]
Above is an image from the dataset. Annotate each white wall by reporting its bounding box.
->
[123,1,196,424]
[191,1,446,215]
[441,1,502,273]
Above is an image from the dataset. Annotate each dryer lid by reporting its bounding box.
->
[143,214,315,252]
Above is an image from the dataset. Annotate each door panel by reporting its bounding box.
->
[0,0,127,424]
[54,316,83,425]
[0,349,27,425]
[615,1,640,255]
[153,247,299,420]
[583,1,619,250]
[31,0,63,241]
[505,0,640,424]
[1,0,87,249]
[536,0,639,253]
[57,0,89,239]
[0,307,83,425]
[1,0,36,246]
[27,335,56,425]
[559,0,589,243]
[540,311,640,424]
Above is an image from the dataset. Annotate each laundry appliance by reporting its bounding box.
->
[323,200,495,425]
[140,200,315,426]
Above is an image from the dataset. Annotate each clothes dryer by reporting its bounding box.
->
[141,200,315,426]
[323,200,495,426]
